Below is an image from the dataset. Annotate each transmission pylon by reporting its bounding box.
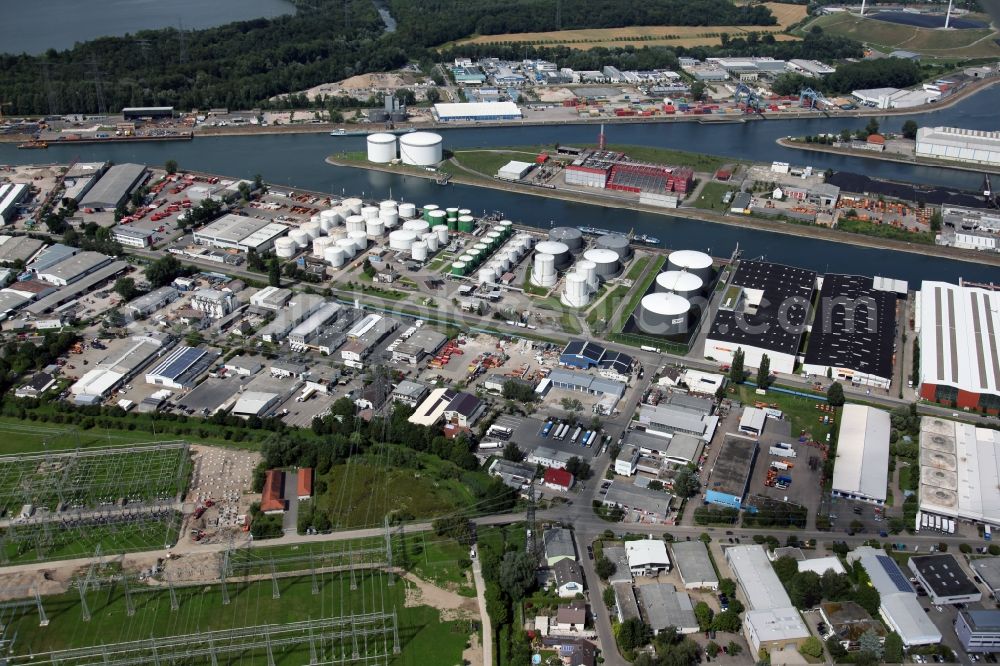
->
[270,558,281,599]
[177,21,189,65]
[384,516,394,586]
[87,57,107,116]
[34,586,49,626]
[555,0,562,30]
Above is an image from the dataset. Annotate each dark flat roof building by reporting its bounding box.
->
[704,435,758,510]
[79,163,148,210]
[908,554,982,605]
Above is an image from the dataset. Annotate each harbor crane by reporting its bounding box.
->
[734,83,764,114]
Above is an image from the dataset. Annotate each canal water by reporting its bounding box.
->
[2,88,999,284]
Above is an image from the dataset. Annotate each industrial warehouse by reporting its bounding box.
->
[916,126,1000,168]
[830,405,891,504]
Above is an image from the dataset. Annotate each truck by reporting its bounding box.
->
[555,424,568,441]
[769,446,797,458]
[770,461,789,471]
[777,475,792,485]
[581,431,592,447]
[297,386,317,402]
[570,426,582,444]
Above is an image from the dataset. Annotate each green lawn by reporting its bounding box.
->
[836,217,934,245]
[4,570,468,666]
[732,384,838,442]
[586,285,628,329]
[692,181,736,211]
[402,532,476,597]
[615,255,665,331]
[450,149,540,177]
[560,313,582,335]
[623,255,651,282]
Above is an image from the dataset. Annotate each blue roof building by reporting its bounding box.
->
[560,340,606,368]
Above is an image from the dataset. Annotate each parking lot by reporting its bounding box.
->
[278,391,338,428]
[745,416,826,523]
[494,414,603,461]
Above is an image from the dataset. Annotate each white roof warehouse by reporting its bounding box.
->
[831,405,890,504]
[193,214,288,253]
[79,163,148,210]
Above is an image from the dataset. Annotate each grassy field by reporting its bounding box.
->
[615,255,665,331]
[804,12,1000,58]
[731,384,839,443]
[603,144,732,174]
[560,312,583,334]
[450,149,539,177]
[586,286,629,329]
[451,3,806,49]
[4,571,468,666]
[692,181,737,211]
[623,255,651,282]
[836,217,935,245]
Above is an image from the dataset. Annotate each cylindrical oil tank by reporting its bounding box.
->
[535,241,570,269]
[427,209,447,227]
[380,199,398,211]
[458,215,475,233]
[549,226,583,252]
[310,214,320,224]
[403,219,430,235]
[450,261,467,276]
[336,237,357,258]
[366,133,397,163]
[312,236,334,258]
[562,272,591,308]
[459,208,471,216]
[655,270,704,299]
[288,228,310,248]
[361,205,379,221]
[595,233,632,261]
[319,209,341,231]
[487,261,503,278]
[422,232,439,253]
[447,217,458,231]
[378,209,399,228]
[302,221,322,240]
[422,204,439,221]
[324,246,346,267]
[433,224,449,245]
[485,231,502,249]
[345,215,366,233]
[478,267,497,285]
[366,219,385,238]
[576,259,598,290]
[518,233,536,250]
[411,241,428,262]
[583,248,620,278]
[348,230,368,252]
[668,249,713,282]
[400,132,443,166]
[342,197,363,215]
[532,253,557,287]
[466,248,481,264]
[389,229,417,251]
[458,254,474,268]
[472,242,489,253]
[445,207,459,219]
[274,237,297,258]
[499,220,514,237]
[398,202,417,219]
[495,253,511,272]
[329,228,347,241]
[638,293,692,336]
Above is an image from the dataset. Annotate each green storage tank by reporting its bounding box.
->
[422,204,439,222]
[450,261,467,276]
[458,215,475,233]
[447,217,458,231]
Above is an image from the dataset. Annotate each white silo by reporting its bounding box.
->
[398,203,417,219]
[495,253,510,272]
[422,232,439,253]
[342,197,363,215]
[668,250,713,282]
[379,208,399,228]
[348,230,368,253]
[329,228,347,241]
[549,226,584,253]
[433,224,449,245]
[380,199,398,211]
[366,219,385,238]
[583,248,620,278]
[517,233,536,250]
[531,253,557,287]
[638,293,692,336]
[324,246,346,268]
[336,237,357,259]
[535,241,570,269]
[487,261,503,277]
[399,132,443,166]
[312,236,334,258]
[403,219,430,235]
[655,270,704,299]
[366,132,397,163]
[346,215,366,234]
[302,221,322,240]
[310,214,320,224]
[562,272,591,308]
[411,241,428,262]
[319,209,340,232]
[389,229,417,251]
[361,205,379,221]
[274,237,297,258]
[577,259,598,290]
[478,267,496,285]
[288,228,310,248]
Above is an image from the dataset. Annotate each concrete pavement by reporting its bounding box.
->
[472,553,493,666]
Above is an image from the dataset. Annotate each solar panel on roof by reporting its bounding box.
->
[876,555,914,593]
[157,348,205,379]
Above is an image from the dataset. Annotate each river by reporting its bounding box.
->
[1,0,295,55]
[1,89,999,285]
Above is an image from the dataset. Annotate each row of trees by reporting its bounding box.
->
[772,56,922,97]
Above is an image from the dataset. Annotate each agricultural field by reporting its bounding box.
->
[451,3,805,49]
[1,570,469,666]
[804,12,1000,57]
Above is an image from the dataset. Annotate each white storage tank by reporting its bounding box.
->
[403,219,430,234]
[366,132,397,163]
[361,205,379,221]
[346,215,366,233]
[389,229,417,251]
[399,132,443,166]
[411,241,428,262]
[378,208,399,228]
[288,228,310,248]
[495,253,511,271]
[302,221,322,240]
[398,202,417,219]
[562,272,591,308]
[366,219,385,238]
[576,259,598,290]
[336,237,357,258]
[329,228,347,241]
[348,230,368,252]
[274,237,297,258]
[531,253,557,287]
[342,197,363,215]
[324,246,346,267]
[536,241,571,269]
[583,248,620,278]
[312,236,334,258]
[638,293,692,336]
[549,226,584,252]
[668,249,713,282]
[487,261,503,277]
[433,224,449,245]
[518,233,536,250]
[380,199,398,211]
[422,232,439,253]
[319,209,340,232]
[655,270,704,299]
[596,233,632,261]
[478,267,497,285]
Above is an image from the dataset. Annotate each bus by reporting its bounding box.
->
[986,525,992,541]
[581,431,592,447]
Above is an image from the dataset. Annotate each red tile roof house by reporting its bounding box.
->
[544,467,574,491]
[260,470,287,514]
[297,468,313,500]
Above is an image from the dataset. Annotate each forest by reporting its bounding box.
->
[771,56,922,96]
